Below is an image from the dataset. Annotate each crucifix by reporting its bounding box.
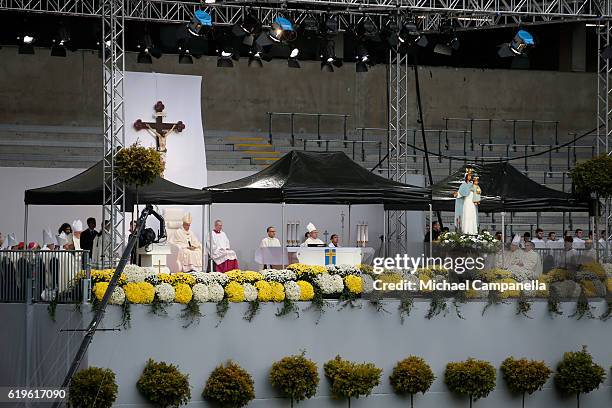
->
[134,101,185,153]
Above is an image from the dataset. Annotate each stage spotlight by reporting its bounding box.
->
[355,46,374,73]
[178,44,193,64]
[17,34,35,55]
[257,16,296,46]
[398,21,429,48]
[288,48,300,68]
[50,25,75,57]
[433,19,459,56]
[355,19,380,42]
[188,9,213,37]
[137,33,162,64]
[232,12,261,46]
[320,39,342,72]
[217,50,234,67]
[498,29,535,58]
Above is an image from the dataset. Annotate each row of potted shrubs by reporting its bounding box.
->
[70,347,607,408]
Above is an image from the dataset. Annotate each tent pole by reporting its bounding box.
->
[24,204,28,248]
[208,204,213,272]
[429,204,433,257]
[348,204,352,246]
[501,211,506,266]
[383,209,387,257]
[281,202,286,268]
[202,204,206,269]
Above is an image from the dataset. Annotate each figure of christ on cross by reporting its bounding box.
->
[134,101,185,153]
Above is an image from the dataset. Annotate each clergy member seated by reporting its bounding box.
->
[508,241,541,281]
[210,219,239,272]
[260,226,281,248]
[300,223,325,247]
[328,234,340,247]
[170,213,203,272]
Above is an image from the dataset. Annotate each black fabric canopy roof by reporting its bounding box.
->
[205,150,430,208]
[419,162,590,213]
[25,160,211,206]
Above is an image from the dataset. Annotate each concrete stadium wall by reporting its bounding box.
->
[0,47,596,135]
[82,301,612,408]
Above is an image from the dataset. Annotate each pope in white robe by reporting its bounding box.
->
[508,241,541,281]
[209,219,239,272]
[301,223,325,247]
[170,213,203,272]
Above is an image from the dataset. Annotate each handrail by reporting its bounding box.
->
[267,111,350,146]
[444,117,560,146]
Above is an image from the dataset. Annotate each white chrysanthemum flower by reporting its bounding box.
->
[192,283,210,302]
[314,274,344,294]
[155,282,175,303]
[262,269,297,283]
[192,272,229,286]
[284,281,301,300]
[123,264,148,283]
[109,286,126,305]
[207,283,225,302]
[243,283,258,302]
[326,264,360,277]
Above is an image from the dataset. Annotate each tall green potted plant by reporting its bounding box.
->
[269,353,319,407]
[389,356,435,408]
[554,346,606,408]
[445,358,496,408]
[500,357,552,408]
[324,355,382,408]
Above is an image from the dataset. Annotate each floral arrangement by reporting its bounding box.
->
[192,283,210,303]
[344,275,363,295]
[500,357,551,403]
[225,281,245,303]
[297,281,314,301]
[324,355,382,404]
[137,359,190,408]
[243,283,258,302]
[115,142,164,187]
[90,269,127,286]
[155,282,176,303]
[226,270,264,283]
[287,263,327,277]
[389,356,435,402]
[284,281,301,301]
[123,264,148,283]
[174,283,193,304]
[93,282,126,305]
[438,230,501,254]
[124,282,155,304]
[314,274,344,295]
[262,269,297,283]
[326,264,361,277]
[191,272,229,286]
[554,346,606,407]
[444,358,496,404]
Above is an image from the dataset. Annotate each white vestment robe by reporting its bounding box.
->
[300,237,325,247]
[328,242,338,247]
[170,228,203,272]
[508,250,540,281]
[260,237,281,247]
[210,230,237,265]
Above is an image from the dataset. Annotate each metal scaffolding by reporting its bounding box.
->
[101,0,125,264]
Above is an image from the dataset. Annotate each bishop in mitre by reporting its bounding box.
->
[210,219,239,272]
[300,223,325,247]
[170,213,203,272]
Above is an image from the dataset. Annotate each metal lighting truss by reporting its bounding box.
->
[101,0,125,264]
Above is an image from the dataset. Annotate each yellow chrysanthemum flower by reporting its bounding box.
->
[580,261,607,280]
[287,263,327,277]
[255,280,273,302]
[606,278,612,293]
[344,275,363,294]
[93,282,109,301]
[225,281,245,302]
[124,282,155,304]
[226,270,264,284]
[415,266,448,279]
[269,281,285,302]
[297,280,314,301]
[173,273,196,286]
[174,283,193,304]
[495,278,520,298]
[480,268,513,282]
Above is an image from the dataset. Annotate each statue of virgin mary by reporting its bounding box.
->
[453,168,479,234]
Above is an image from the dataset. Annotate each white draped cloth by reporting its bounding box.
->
[461,190,478,234]
[170,228,203,272]
[260,237,281,247]
[300,237,325,247]
[210,230,237,265]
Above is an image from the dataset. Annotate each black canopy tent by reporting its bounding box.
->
[22,160,211,248]
[205,150,430,207]
[24,160,211,207]
[426,162,590,213]
[204,150,431,262]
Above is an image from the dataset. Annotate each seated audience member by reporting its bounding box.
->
[531,228,546,248]
[508,241,541,281]
[578,239,597,264]
[424,221,441,242]
[547,231,558,242]
[574,228,584,241]
[208,219,238,273]
[328,234,340,248]
[260,226,281,248]
[563,236,579,269]
[494,231,502,241]
[499,234,522,269]
[171,213,204,272]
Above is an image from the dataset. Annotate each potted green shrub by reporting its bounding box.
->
[270,353,319,407]
[554,346,606,408]
[324,355,382,408]
[444,358,496,408]
[389,356,435,408]
[500,357,552,408]
[136,359,191,408]
[202,361,255,408]
[69,366,118,408]
[115,142,165,187]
